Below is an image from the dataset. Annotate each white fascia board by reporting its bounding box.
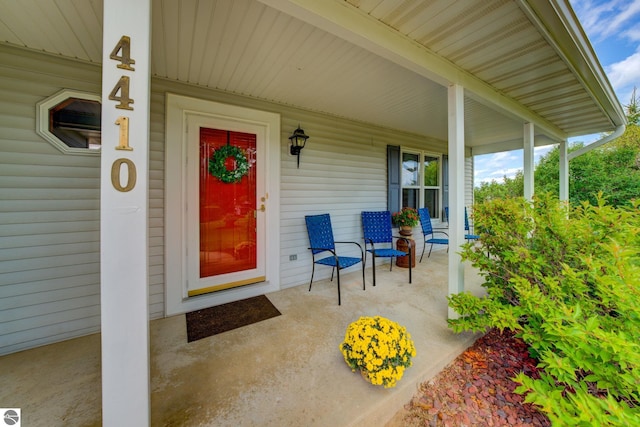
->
[257,0,567,141]
[471,134,559,156]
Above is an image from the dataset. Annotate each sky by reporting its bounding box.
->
[473,0,640,187]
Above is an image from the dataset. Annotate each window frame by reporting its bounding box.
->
[400,148,443,220]
[36,89,101,156]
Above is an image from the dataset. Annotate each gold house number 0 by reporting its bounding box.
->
[111,158,137,192]
[109,35,137,192]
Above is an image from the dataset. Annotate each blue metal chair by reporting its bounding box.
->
[305,214,364,305]
[445,206,478,241]
[465,207,480,241]
[361,211,412,286]
[417,207,449,262]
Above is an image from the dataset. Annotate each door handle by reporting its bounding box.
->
[260,204,266,212]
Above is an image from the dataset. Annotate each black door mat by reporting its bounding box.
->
[185,295,281,342]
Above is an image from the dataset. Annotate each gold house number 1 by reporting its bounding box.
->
[114,116,132,151]
[109,35,137,192]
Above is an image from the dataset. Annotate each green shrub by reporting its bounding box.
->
[448,194,640,426]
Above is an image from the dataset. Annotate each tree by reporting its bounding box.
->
[533,141,640,207]
[625,86,639,126]
[475,171,524,204]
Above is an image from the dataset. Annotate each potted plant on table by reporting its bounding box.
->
[392,207,419,236]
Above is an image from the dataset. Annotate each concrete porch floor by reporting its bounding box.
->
[0,248,486,426]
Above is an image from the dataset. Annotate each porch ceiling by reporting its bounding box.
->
[0,0,625,153]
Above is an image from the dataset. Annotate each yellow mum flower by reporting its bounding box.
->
[340,316,415,388]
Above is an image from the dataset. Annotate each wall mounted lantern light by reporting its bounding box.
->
[288,125,309,168]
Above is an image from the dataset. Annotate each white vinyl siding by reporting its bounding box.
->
[152,78,445,291]
[0,44,453,354]
[465,155,474,211]
[0,45,166,355]
[0,45,102,355]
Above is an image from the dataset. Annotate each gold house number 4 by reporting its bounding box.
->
[108,36,135,110]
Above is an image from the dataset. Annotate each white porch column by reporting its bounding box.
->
[447,83,465,319]
[523,122,534,201]
[559,139,569,201]
[100,0,151,426]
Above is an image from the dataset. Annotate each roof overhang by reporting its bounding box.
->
[0,0,626,153]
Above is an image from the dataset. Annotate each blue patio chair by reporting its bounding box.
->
[465,207,479,241]
[445,206,479,241]
[417,207,449,262]
[361,211,412,286]
[305,214,364,305]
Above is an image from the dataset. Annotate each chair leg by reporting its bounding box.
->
[363,250,369,286]
[372,253,377,286]
[428,243,434,258]
[420,240,426,262]
[336,266,341,305]
[308,263,316,291]
[330,267,335,281]
[389,257,393,271]
[361,262,366,290]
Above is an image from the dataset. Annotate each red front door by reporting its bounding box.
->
[199,128,257,278]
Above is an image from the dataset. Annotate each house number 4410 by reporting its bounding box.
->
[109,35,137,192]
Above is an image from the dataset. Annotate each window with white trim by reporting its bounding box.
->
[401,150,442,219]
[36,90,101,155]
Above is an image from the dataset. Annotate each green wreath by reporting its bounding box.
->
[208,145,250,183]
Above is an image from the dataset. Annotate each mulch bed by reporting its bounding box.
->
[401,329,551,427]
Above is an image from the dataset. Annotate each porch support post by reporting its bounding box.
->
[100,0,151,425]
[559,139,569,201]
[447,83,465,319]
[523,122,535,201]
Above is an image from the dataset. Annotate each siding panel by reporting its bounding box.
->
[0,44,455,355]
[0,45,169,354]
[0,45,103,355]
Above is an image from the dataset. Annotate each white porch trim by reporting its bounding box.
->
[447,83,465,319]
[523,122,535,201]
[559,140,569,201]
[100,0,151,425]
[164,94,281,316]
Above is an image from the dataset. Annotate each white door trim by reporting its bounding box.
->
[186,114,267,294]
[165,93,281,315]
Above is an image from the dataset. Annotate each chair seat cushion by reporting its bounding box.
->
[465,234,480,240]
[315,256,361,269]
[367,248,407,257]
[426,238,449,245]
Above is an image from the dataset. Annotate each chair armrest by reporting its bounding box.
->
[334,241,364,258]
[308,246,340,261]
[363,238,374,247]
[308,246,337,252]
